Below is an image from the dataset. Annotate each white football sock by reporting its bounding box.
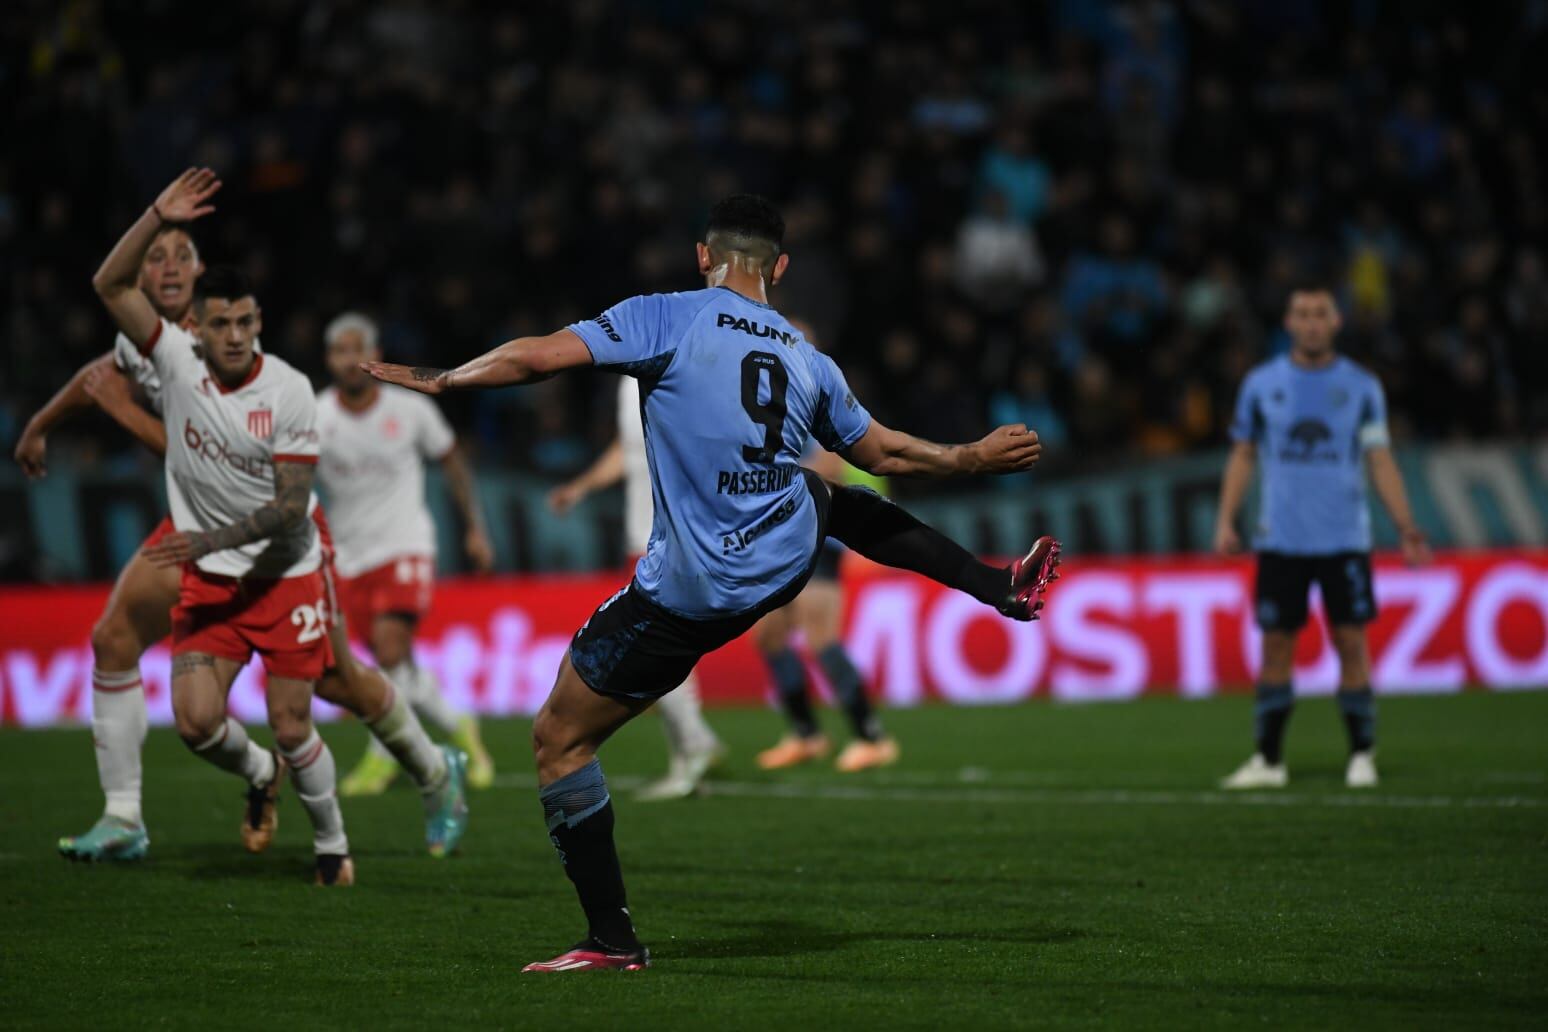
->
[390,660,461,735]
[364,683,447,792]
[193,718,276,787]
[657,672,719,759]
[281,729,349,856]
[91,668,148,826]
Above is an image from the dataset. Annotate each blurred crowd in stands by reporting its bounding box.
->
[6,0,1546,487]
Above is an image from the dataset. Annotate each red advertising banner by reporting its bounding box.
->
[1,551,1545,727]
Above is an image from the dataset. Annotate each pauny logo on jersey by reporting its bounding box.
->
[716,313,797,347]
[247,407,273,439]
[1280,418,1336,462]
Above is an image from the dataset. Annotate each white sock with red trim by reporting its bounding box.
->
[281,730,348,856]
[364,683,448,792]
[390,661,462,735]
[91,668,149,826]
[193,718,276,787]
[657,671,719,760]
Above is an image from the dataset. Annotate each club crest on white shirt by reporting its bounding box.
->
[247,407,273,439]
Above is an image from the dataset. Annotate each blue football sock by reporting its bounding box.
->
[817,643,882,742]
[1254,682,1294,765]
[1337,687,1376,753]
[765,648,819,738]
[539,759,638,950]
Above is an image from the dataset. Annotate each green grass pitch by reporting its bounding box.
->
[2,693,1544,1030]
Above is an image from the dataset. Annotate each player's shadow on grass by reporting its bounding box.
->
[681,917,1086,960]
[173,843,328,883]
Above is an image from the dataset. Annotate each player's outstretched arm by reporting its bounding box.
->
[547,438,625,514]
[363,330,593,395]
[1213,440,1256,555]
[13,353,120,477]
[93,168,221,347]
[142,460,313,567]
[1367,446,1431,565]
[842,421,1040,479]
[82,364,167,457]
[440,446,495,571]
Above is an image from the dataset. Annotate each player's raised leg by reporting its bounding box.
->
[368,611,495,790]
[266,673,352,884]
[58,546,179,862]
[317,618,468,857]
[524,655,652,972]
[753,605,830,770]
[820,480,1058,620]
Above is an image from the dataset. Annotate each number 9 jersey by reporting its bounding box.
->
[568,287,871,618]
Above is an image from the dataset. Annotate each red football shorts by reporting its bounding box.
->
[142,515,176,550]
[172,567,335,679]
[337,556,435,636]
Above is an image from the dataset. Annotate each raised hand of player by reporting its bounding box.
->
[14,429,47,479]
[974,424,1041,474]
[142,530,212,568]
[154,167,221,223]
[1399,526,1432,567]
[465,527,496,572]
[360,362,449,395]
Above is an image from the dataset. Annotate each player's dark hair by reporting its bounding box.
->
[151,222,199,252]
[1286,276,1338,303]
[193,265,254,310]
[705,194,785,269]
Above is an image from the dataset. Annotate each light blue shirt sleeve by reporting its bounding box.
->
[1228,371,1262,444]
[810,352,872,452]
[1357,374,1391,449]
[568,294,673,371]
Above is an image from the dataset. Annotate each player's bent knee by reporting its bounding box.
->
[89,613,141,670]
[270,716,314,753]
[531,709,594,781]
[174,705,224,747]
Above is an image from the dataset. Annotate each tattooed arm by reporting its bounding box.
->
[361,330,594,395]
[142,461,315,567]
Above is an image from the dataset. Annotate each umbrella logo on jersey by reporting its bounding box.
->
[1285,418,1333,459]
[247,407,273,439]
[383,416,401,439]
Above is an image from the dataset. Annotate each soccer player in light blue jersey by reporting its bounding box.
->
[1214,282,1429,791]
[365,195,1060,972]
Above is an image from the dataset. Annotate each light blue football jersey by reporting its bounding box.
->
[1229,354,1390,555]
[568,286,872,617]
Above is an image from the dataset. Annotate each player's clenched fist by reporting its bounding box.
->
[974,423,1041,474]
[14,430,47,479]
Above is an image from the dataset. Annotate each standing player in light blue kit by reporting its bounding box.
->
[1215,282,1429,791]
[365,195,1060,972]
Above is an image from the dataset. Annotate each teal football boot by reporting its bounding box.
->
[425,746,470,859]
[59,817,149,863]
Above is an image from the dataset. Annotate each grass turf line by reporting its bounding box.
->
[1,692,1544,1030]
